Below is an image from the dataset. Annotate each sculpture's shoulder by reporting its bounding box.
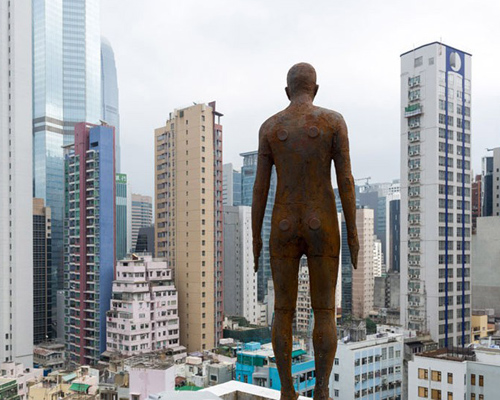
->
[312,106,346,130]
[259,109,288,137]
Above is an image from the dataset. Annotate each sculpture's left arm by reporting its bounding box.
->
[252,125,273,272]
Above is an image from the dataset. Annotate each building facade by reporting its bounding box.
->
[101,37,120,172]
[64,123,115,365]
[409,347,500,400]
[223,206,258,324]
[222,163,242,206]
[131,193,153,251]
[33,0,102,304]
[352,208,375,319]
[106,255,180,355]
[33,199,53,344]
[240,151,277,303]
[481,147,500,217]
[387,196,401,273]
[116,173,129,261]
[155,102,224,352]
[329,333,404,400]
[235,342,315,398]
[400,42,472,347]
[0,0,33,366]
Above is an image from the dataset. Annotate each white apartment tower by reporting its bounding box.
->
[106,255,181,356]
[0,0,33,366]
[400,42,472,347]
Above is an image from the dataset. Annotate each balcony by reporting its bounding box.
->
[405,104,422,118]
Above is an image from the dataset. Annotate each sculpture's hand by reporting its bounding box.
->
[349,236,359,270]
[253,237,262,273]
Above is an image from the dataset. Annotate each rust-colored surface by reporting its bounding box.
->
[252,63,359,400]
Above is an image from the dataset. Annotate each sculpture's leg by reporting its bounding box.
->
[271,256,300,400]
[308,256,339,400]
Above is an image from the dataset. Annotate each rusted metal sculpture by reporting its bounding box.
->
[252,63,359,400]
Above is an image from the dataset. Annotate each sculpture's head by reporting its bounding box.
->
[285,62,319,102]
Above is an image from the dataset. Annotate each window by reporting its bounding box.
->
[471,394,475,400]
[431,370,441,382]
[471,374,476,385]
[418,386,428,397]
[431,389,441,400]
[447,372,453,384]
[334,358,339,365]
[447,393,453,400]
[334,373,339,382]
[418,368,428,379]
[479,375,483,386]
[414,56,423,67]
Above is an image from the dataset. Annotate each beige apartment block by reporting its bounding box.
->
[155,102,223,352]
[352,208,375,319]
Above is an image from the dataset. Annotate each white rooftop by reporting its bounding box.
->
[203,381,312,399]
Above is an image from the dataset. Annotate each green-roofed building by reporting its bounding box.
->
[0,378,19,400]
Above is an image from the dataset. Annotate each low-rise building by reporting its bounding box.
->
[0,362,43,400]
[33,343,65,371]
[408,346,500,399]
[329,331,404,399]
[0,378,19,400]
[106,255,181,356]
[235,342,315,398]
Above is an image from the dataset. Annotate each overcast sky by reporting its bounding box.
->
[101,0,500,197]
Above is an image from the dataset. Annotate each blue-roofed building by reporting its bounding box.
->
[235,342,315,398]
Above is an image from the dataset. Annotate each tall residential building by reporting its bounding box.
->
[0,0,33,365]
[106,255,181,356]
[352,208,375,319]
[131,193,153,251]
[33,0,102,318]
[134,225,155,255]
[155,102,224,352]
[400,42,472,347]
[33,199,53,344]
[481,147,500,217]
[240,151,277,302]
[387,194,401,273]
[116,173,130,261]
[223,206,257,324]
[471,174,481,232]
[64,123,115,366]
[222,163,242,206]
[373,236,383,277]
[101,37,120,172]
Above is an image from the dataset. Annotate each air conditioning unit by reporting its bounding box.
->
[409,151,414,156]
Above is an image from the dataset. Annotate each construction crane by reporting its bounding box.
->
[355,176,371,192]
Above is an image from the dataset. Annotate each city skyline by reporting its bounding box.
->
[101,0,500,198]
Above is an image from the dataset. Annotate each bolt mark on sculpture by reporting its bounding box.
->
[252,63,359,400]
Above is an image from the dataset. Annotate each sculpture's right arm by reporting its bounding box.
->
[333,115,359,269]
[252,125,273,272]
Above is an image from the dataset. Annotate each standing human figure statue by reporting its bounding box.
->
[252,63,359,400]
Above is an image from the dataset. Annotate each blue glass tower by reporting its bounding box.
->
[33,0,102,328]
[240,151,277,302]
[101,37,120,172]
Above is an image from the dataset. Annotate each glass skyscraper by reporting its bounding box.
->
[101,37,120,171]
[33,0,102,328]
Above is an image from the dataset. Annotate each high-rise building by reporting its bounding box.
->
[471,175,481,232]
[131,193,153,251]
[387,194,401,273]
[481,147,500,217]
[400,42,472,347]
[101,37,120,172]
[222,163,242,206]
[240,151,277,302]
[116,173,130,261]
[64,123,115,366]
[373,236,383,277]
[0,0,33,365]
[33,0,102,322]
[33,199,53,344]
[352,208,375,319]
[155,102,224,352]
[106,255,181,356]
[223,206,258,324]
[134,225,155,255]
